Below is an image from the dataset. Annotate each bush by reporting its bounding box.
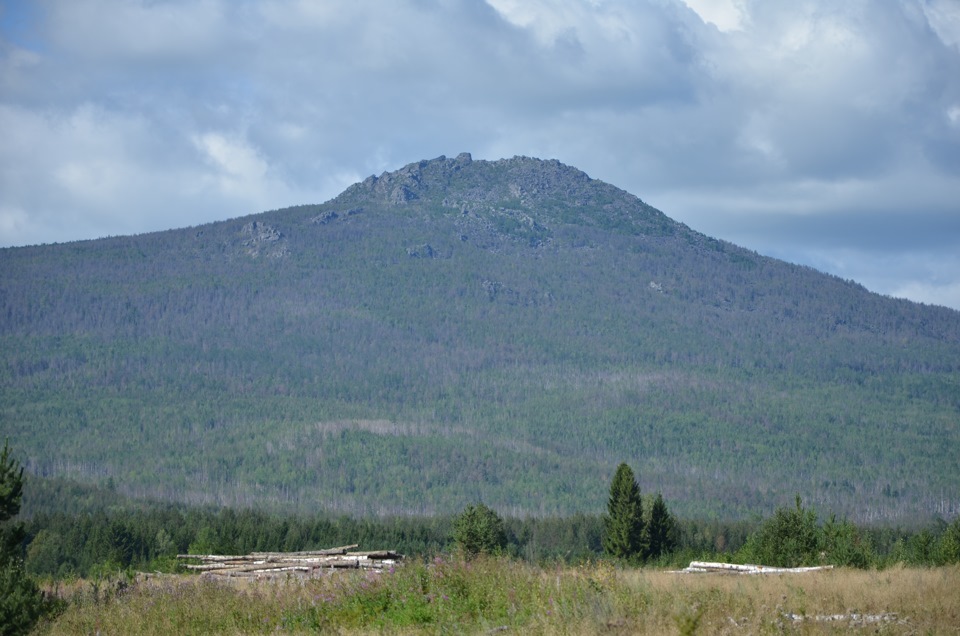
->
[821,516,873,568]
[937,517,960,565]
[742,496,820,567]
[452,504,507,557]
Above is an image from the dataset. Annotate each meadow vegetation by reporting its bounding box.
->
[35,558,960,635]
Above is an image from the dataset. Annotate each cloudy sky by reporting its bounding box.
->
[2,0,959,309]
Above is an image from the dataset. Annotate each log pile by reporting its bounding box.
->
[678,561,834,574]
[783,611,902,627]
[176,544,403,579]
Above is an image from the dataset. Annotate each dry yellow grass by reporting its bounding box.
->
[35,561,960,635]
[617,564,960,634]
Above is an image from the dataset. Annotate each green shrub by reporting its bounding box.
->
[821,516,873,568]
[937,517,960,565]
[452,504,507,557]
[742,496,820,567]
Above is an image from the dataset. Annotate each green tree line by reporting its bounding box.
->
[16,464,960,581]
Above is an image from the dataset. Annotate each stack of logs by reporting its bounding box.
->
[177,544,402,579]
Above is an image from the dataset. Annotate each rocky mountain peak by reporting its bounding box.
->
[334,153,676,239]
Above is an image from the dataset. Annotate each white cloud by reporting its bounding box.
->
[680,0,744,32]
[784,247,960,311]
[0,204,28,239]
[193,132,269,193]
[923,0,960,49]
[0,104,180,242]
[948,105,960,127]
[890,280,960,310]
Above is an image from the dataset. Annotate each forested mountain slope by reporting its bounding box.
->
[2,153,958,522]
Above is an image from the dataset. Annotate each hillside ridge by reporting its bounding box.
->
[1,154,958,522]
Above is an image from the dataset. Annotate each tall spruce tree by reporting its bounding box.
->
[646,492,678,560]
[0,441,45,636]
[602,463,646,561]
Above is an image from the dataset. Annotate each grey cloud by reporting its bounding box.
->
[0,0,958,309]
[769,246,960,311]
[723,205,960,253]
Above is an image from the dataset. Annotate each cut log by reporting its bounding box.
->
[346,550,402,559]
[681,561,834,574]
[250,545,360,558]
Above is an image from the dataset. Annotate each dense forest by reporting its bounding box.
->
[2,154,959,523]
[15,473,960,582]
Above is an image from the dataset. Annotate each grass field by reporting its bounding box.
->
[36,558,960,634]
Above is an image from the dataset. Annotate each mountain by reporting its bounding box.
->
[2,153,958,522]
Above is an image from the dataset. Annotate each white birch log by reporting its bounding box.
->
[684,561,834,574]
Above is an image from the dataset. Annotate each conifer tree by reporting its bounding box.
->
[602,463,645,561]
[646,492,678,560]
[0,441,46,636]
